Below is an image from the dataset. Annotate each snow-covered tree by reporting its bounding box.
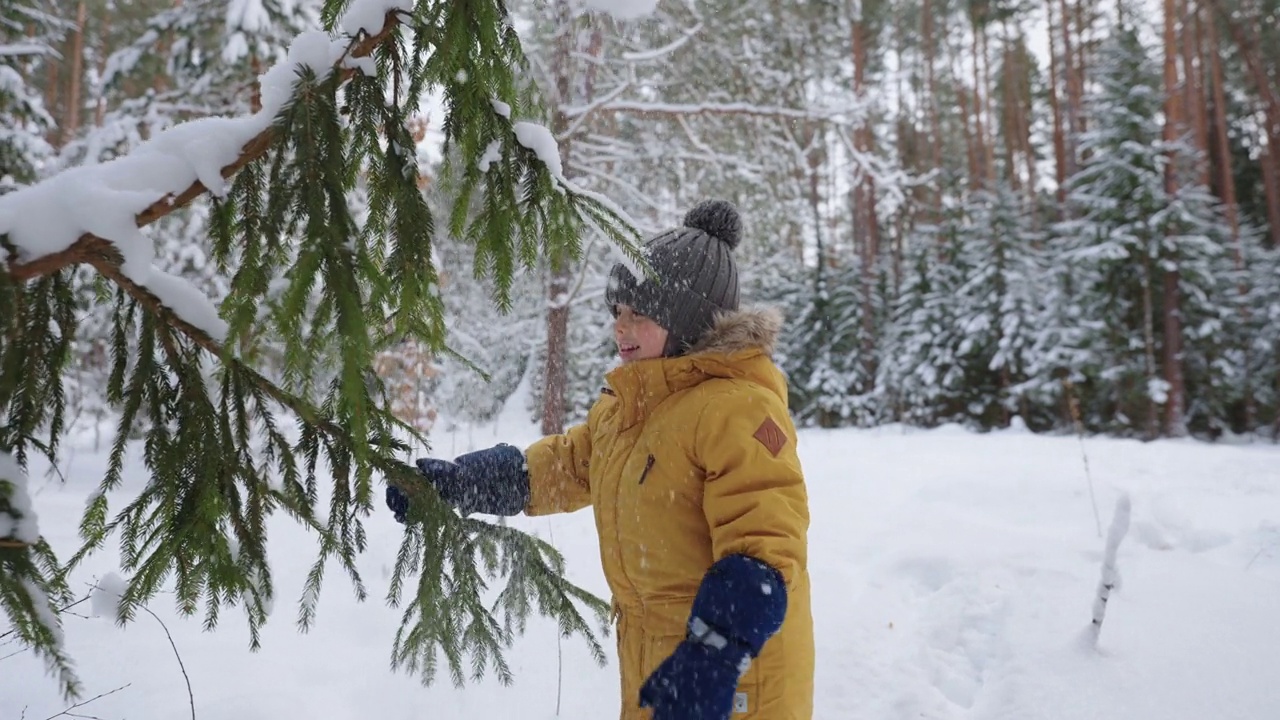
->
[878,215,968,426]
[1,0,646,700]
[0,0,66,191]
[782,258,887,427]
[1049,17,1240,437]
[876,187,1043,429]
[951,185,1045,427]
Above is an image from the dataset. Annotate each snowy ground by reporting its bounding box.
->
[4,407,1280,720]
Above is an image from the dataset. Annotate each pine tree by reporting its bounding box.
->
[1049,14,1239,437]
[1,0,646,700]
[952,185,1045,428]
[0,0,67,191]
[784,260,884,428]
[878,215,969,426]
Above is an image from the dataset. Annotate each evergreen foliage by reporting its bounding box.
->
[2,0,637,700]
[1050,19,1239,437]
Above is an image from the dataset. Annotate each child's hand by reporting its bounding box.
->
[640,554,788,719]
[388,444,530,521]
[639,633,750,719]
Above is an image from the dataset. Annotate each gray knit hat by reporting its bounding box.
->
[606,200,742,356]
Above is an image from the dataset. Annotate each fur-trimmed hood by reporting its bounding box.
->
[601,305,789,432]
[686,306,783,357]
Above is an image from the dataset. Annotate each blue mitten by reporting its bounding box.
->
[386,443,530,521]
[639,554,788,720]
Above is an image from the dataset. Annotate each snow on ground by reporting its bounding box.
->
[4,404,1280,719]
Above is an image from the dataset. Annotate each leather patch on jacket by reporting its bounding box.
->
[753,416,787,457]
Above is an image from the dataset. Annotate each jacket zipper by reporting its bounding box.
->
[637,454,655,484]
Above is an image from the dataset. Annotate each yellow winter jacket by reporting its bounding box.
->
[524,308,814,720]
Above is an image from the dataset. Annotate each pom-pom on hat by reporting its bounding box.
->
[606,200,742,356]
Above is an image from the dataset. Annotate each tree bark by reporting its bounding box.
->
[60,1,87,147]
[980,24,997,187]
[1187,1,1211,187]
[1211,0,1280,247]
[1161,0,1188,437]
[1206,3,1253,427]
[970,17,990,188]
[948,35,979,191]
[540,0,578,436]
[923,0,943,177]
[1047,0,1068,207]
[850,2,879,386]
[1058,0,1081,179]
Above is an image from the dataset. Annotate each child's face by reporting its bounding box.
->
[613,305,668,363]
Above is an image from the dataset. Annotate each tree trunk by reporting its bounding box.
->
[1211,0,1280,247]
[923,0,943,179]
[540,0,576,436]
[970,22,990,188]
[94,9,112,127]
[1058,0,1081,179]
[980,25,997,187]
[43,37,60,146]
[1206,5,1253,428]
[1047,0,1068,207]
[60,0,87,147]
[1177,0,1208,187]
[949,36,979,191]
[850,2,880,386]
[1261,144,1280,249]
[1161,0,1188,437]
[1141,255,1160,440]
[1072,0,1090,140]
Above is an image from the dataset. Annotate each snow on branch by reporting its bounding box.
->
[619,22,703,62]
[581,0,659,20]
[0,5,407,345]
[0,451,39,549]
[561,99,861,125]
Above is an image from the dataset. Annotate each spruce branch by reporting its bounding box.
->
[5,12,404,284]
[3,0,627,703]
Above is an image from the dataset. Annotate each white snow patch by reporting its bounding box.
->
[142,269,230,342]
[342,54,377,77]
[490,98,512,119]
[8,366,1280,720]
[225,0,271,34]
[477,139,503,173]
[512,121,563,179]
[21,579,64,646]
[0,451,38,543]
[339,0,412,38]
[90,572,128,620]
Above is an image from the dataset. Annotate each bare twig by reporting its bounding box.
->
[1,596,91,643]
[1063,377,1103,538]
[548,518,563,717]
[136,604,195,720]
[1245,546,1267,570]
[43,683,130,720]
[1,646,30,662]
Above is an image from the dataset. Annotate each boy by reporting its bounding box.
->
[387,200,814,720]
